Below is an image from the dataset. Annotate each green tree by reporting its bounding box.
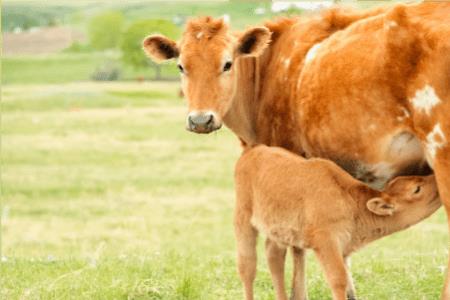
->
[120,19,180,80]
[88,11,124,50]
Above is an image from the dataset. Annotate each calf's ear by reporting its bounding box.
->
[236,27,271,57]
[367,198,395,216]
[143,35,179,62]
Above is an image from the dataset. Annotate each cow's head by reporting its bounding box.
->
[143,17,271,133]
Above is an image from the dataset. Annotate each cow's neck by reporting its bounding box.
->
[224,48,302,149]
[223,7,391,150]
[223,56,260,145]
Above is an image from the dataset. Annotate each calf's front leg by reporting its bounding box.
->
[344,256,356,300]
[313,240,349,300]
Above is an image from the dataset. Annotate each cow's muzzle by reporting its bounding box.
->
[186,111,222,134]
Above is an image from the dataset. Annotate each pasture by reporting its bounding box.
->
[0,81,448,299]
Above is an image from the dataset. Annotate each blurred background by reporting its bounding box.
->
[1,1,446,299]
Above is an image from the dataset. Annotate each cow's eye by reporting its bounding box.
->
[414,186,421,194]
[177,64,184,73]
[223,61,232,72]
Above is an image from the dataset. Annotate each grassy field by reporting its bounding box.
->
[1,81,448,299]
[1,53,179,84]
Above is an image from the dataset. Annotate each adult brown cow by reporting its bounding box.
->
[143,2,450,298]
[143,7,386,299]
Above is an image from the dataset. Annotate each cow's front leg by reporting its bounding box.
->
[435,149,450,300]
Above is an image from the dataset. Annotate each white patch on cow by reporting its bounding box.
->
[386,21,398,28]
[196,31,203,39]
[284,58,291,69]
[397,115,406,122]
[397,108,410,122]
[400,106,411,118]
[425,123,447,167]
[401,107,411,118]
[305,42,322,64]
[411,85,441,115]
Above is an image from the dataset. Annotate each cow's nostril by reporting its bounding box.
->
[205,114,213,126]
[188,115,196,128]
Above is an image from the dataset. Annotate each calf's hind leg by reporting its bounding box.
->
[265,239,288,300]
[291,247,308,300]
[235,220,258,300]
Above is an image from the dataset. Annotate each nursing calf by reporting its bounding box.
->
[234,145,440,300]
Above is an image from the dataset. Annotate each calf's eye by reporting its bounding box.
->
[223,61,232,72]
[177,64,184,73]
[414,186,421,194]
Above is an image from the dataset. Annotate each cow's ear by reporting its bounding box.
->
[143,35,179,62]
[236,27,271,57]
[367,197,395,216]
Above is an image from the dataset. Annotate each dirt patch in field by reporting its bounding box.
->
[2,26,86,55]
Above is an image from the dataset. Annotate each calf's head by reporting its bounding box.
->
[143,17,271,133]
[366,175,440,227]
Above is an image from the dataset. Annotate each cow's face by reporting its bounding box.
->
[143,17,270,134]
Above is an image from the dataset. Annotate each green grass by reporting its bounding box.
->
[1,81,448,299]
[1,53,179,84]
